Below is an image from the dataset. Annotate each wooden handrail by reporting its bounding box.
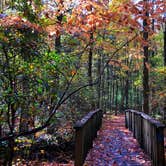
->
[74,109,103,166]
[125,110,165,166]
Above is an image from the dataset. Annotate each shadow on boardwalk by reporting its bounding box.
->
[84,114,152,166]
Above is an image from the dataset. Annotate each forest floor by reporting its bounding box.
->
[13,114,157,165]
[84,114,152,166]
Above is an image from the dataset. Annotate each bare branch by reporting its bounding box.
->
[0,33,138,142]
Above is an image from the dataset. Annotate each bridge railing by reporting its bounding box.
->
[74,109,103,166]
[125,110,165,166]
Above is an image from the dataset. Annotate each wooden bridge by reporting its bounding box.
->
[74,109,165,166]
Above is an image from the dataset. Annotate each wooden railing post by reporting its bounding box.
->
[74,125,85,166]
[125,110,165,166]
[139,113,143,149]
[128,110,132,131]
[153,122,165,166]
[125,110,129,128]
[74,109,103,166]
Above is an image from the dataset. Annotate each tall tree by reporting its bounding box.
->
[143,0,150,114]
[164,20,166,66]
[163,17,166,120]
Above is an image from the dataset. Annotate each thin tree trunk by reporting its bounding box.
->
[115,79,118,115]
[135,67,140,110]
[102,70,105,110]
[124,43,129,109]
[97,54,101,108]
[109,67,113,110]
[143,0,150,114]
[101,54,105,111]
[0,124,1,138]
[112,76,115,112]
[120,77,125,112]
[7,138,15,166]
[164,22,166,120]
[0,111,2,138]
[125,55,131,109]
[136,88,140,110]
[125,73,129,109]
[164,23,166,66]
[134,85,137,109]
[19,76,29,132]
[88,33,93,85]
[107,66,110,110]
[55,14,63,53]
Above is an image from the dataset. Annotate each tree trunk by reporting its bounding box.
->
[164,22,166,120]
[88,33,93,85]
[143,0,150,114]
[101,69,105,110]
[101,54,105,110]
[115,79,118,115]
[55,14,63,53]
[124,43,129,109]
[0,111,2,138]
[97,54,101,108]
[112,77,115,112]
[7,138,15,166]
[5,104,16,166]
[107,66,110,110]
[19,76,29,132]
[0,125,1,137]
[164,23,166,66]
[120,78,125,112]
[109,66,113,110]
[125,72,129,109]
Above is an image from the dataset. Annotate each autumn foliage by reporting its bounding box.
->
[0,0,165,165]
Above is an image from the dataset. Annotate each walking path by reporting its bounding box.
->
[84,114,152,166]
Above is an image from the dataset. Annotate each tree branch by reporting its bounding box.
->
[0,33,138,142]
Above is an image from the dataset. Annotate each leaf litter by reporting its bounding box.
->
[84,114,152,166]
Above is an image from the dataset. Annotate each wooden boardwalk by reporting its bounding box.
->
[84,114,152,166]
